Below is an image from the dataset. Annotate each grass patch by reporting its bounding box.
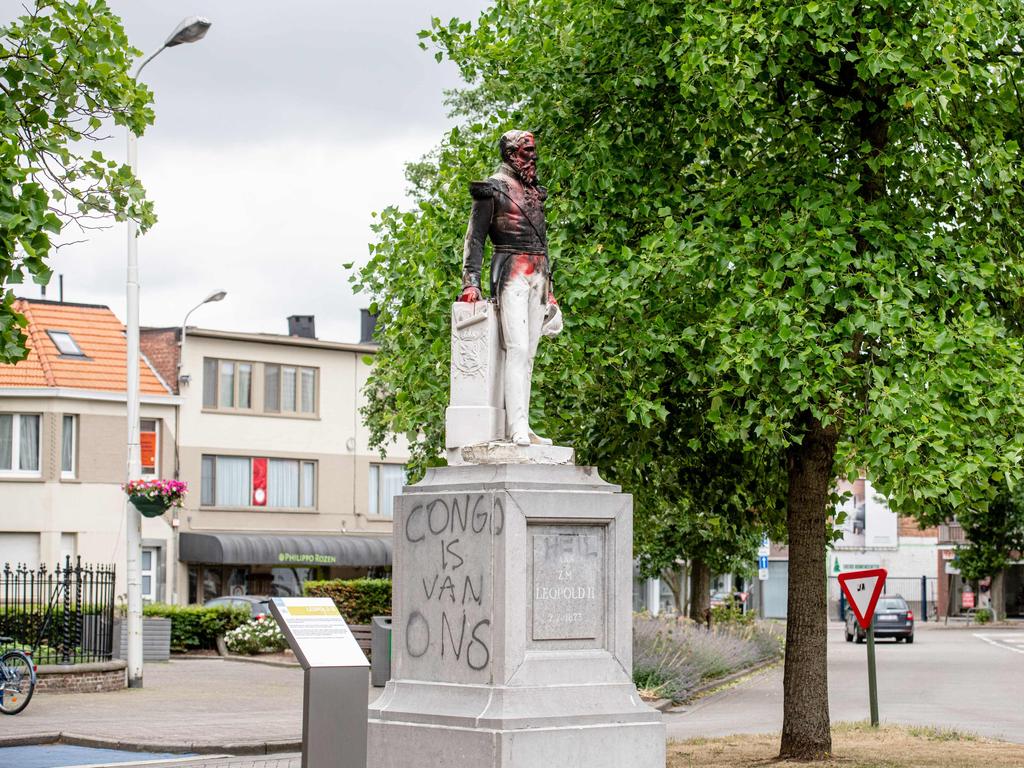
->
[668,723,1023,767]
[633,615,782,703]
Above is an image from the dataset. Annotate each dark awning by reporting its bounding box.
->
[179,531,392,567]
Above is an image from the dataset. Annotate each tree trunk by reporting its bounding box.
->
[779,418,838,760]
[689,558,711,622]
[991,570,1006,622]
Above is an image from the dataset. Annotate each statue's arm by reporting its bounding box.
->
[460,181,494,300]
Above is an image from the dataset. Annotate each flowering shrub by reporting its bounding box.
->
[224,616,288,655]
[632,615,782,703]
[122,479,188,507]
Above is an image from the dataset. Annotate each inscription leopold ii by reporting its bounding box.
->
[532,531,602,641]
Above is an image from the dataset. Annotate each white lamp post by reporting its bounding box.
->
[178,289,227,385]
[125,15,211,690]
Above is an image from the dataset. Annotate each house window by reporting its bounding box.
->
[141,547,157,603]
[201,455,317,509]
[47,330,85,357]
[140,419,159,476]
[264,365,317,415]
[0,413,41,476]
[202,358,254,411]
[369,463,406,519]
[61,415,77,478]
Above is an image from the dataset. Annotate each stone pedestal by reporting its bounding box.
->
[367,463,664,768]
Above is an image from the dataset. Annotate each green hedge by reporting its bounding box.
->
[0,605,106,648]
[143,604,250,651]
[303,578,392,624]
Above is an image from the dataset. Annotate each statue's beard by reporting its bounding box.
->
[509,155,538,186]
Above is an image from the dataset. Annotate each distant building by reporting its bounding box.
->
[0,299,179,600]
[141,314,407,603]
[0,299,406,607]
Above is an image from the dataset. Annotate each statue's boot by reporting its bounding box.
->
[529,431,553,446]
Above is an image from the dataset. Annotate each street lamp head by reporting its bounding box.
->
[164,16,212,47]
[205,289,227,304]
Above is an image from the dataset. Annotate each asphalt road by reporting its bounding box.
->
[665,623,1024,743]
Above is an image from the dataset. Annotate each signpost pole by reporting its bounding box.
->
[867,620,879,727]
[837,567,886,729]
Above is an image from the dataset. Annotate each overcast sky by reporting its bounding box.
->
[3,0,489,342]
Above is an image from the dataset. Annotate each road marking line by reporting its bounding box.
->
[973,633,1024,655]
[58,756,229,768]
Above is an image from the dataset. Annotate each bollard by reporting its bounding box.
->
[921,575,928,622]
[370,616,392,687]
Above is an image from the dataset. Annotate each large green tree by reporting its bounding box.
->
[356,1,1024,757]
[633,437,786,619]
[1,0,155,363]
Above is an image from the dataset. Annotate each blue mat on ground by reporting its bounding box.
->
[0,744,192,768]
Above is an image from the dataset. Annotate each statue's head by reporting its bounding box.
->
[499,130,538,185]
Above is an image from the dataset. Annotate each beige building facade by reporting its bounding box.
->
[144,319,407,604]
[2,301,405,608]
[0,300,179,602]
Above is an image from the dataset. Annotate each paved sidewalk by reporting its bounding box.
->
[126,755,301,768]
[0,659,381,753]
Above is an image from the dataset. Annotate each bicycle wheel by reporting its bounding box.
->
[0,650,36,715]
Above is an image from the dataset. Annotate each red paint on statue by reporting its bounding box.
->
[509,254,535,278]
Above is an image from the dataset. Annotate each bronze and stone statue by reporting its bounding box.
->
[457,130,562,447]
[367,134,663,768]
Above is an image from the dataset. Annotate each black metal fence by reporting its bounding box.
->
[832,575,939,622]
[0,558,116,664]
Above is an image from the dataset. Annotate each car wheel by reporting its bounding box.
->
[845,628,853,642]
[856,630,866,644]
[906,634,914,644]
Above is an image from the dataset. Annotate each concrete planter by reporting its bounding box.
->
[112,616,171,662]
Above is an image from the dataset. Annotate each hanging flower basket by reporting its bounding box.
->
[124,479,188,518]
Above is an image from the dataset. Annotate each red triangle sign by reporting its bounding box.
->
[838,568,887,630]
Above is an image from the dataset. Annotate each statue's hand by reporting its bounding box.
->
[547,291,558,306]
[458,286,483,303]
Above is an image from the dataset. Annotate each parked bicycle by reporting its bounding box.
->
[0,637,36,715]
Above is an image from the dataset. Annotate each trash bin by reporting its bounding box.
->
[371,616,392,687]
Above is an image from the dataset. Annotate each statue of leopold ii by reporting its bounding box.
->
[458,130,562,447]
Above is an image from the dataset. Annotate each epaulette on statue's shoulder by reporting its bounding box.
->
[469,180,496,200]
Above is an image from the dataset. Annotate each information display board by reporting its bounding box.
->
[270,597,368,669]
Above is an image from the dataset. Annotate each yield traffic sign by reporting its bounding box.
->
[838,568,887,630]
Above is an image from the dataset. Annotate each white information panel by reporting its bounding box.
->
[270,597,369,669]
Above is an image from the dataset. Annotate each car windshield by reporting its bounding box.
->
[878,599,907,611]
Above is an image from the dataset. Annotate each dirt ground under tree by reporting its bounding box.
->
[668,723,1024,768]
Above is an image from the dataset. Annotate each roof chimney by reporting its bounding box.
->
[360,309,378,344]
[287,315,316,339]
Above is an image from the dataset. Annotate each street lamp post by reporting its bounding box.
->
[125,15,211,690]
[178,289,227,386]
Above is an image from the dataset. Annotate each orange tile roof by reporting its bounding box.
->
[0,299,171,396]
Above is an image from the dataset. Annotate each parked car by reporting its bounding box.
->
[710,591,732,608]
[710,590,749,610]
[205,595,273,619]
[845,594,914,643]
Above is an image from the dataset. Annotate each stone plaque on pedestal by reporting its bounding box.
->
[367,463,664,768]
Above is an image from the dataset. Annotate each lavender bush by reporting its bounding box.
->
[632,615,781,703]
